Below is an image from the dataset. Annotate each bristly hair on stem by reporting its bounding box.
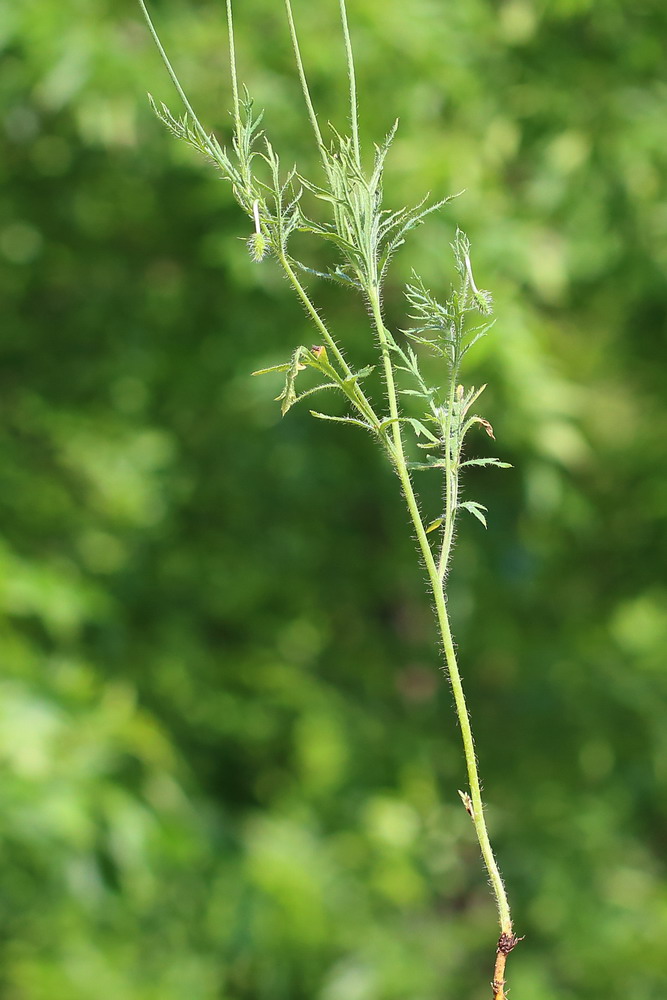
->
[135,2,520,997]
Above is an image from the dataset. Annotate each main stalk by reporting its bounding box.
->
[368,284,518,999]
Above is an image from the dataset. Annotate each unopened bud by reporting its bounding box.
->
[247,199,268,263]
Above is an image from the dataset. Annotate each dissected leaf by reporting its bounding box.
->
[466,415,496,439]
[460,457,512,469]
[251,362,292,376]
[458,500,488,528]
[309,411,373,430]
[277,346,309,415]
[293,383,339,402]
[379,416,441,445]
[343,365,375,384]
[407,456,446,471]
[406,418,440,442]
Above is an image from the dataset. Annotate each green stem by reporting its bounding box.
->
[438,379,458,581]
[368,284,512,937]
[136,0,207,139]
[224,0,242,139]
[278,254,381,431]
[283,0,326,162]
[338,0,361,167]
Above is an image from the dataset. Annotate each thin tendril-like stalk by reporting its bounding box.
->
[367,284,513,943]
[137,0,206,137]
[279,254,351,374]
[282,0,325,159]
[225,0,242,138]
[338,0,361,167]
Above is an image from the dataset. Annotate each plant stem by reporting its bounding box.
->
[137,0,207,138]
[283,0,325,160]
[438,380,458,581]
[338,0,361,167]
[224,0,242,139]
[367,283,514,997]
[278,254,381,431]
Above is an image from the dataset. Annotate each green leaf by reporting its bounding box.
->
[460,457,512,469]
[293,261,360,288]
[378,416,439,444]
[251,362,292,376]
[294,383,339,403]
[406,418,440,443]
[407,456,446,471]
[343,365,375,384]
[309,411,373,430]
[461,384,487,414]
[277,346,308,416]
[458,501,488,528]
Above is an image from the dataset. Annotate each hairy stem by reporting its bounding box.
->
[278,255,381,430]
[368,283,514,994]
[438,380,458,581]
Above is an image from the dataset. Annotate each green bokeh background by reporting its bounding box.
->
[2,1,666,997]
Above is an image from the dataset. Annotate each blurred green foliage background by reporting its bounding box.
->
[1,1,667,997]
